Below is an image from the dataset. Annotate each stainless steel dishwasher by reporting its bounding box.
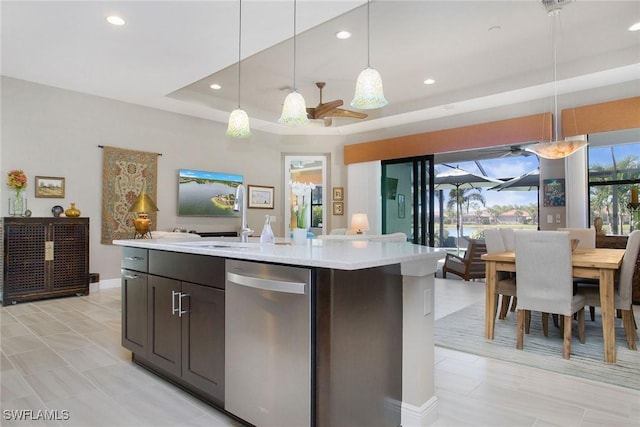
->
[225,259,312,427]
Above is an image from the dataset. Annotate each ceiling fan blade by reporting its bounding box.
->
[331,108,368,119]
[313,99,343,118]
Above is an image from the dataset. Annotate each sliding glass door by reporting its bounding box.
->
[382,156,434,246]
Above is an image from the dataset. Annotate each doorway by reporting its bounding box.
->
[382,156,434,246]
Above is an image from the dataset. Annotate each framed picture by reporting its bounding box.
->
[543,178,565,207]
[248,185,274,209]
[35,176,65,198]
[333,201,344,216]
[398,194,405,218]
[333,187,344,201]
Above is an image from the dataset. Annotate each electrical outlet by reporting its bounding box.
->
[424,289,432,316]
[269,215,277,223]
[556,213,561,224]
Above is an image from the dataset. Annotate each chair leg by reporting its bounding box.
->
[563,315,573,359]
[510,296,517,312]
[525,310,531,334]
[589,306,595,321]
[577,308,585,344]
[621,310,638,350]
[541,312,549,337]
[552,313,559,328]
[517,309,525,350]
[499,296,510,319]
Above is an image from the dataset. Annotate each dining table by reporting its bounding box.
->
[482,247,626,363]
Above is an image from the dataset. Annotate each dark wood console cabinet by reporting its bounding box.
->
[2,217,89,306]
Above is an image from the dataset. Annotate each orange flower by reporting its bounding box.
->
[7,169,27,191]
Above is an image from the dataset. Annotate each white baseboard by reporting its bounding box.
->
[401,396,439,427]
[90,278,121,292]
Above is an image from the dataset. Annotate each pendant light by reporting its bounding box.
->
[278,0,309,126]
[525,3,586,159]
[351,0,387,110]
[226,0,251,138]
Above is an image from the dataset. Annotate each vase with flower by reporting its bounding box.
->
[290,181,316,244]
[7,169,27,216]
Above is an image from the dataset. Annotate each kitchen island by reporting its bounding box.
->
[114,237,445,427]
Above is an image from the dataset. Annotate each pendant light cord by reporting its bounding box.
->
[552,10,558,142]
[366,0,371,67]
[293,0,297,91]
[237,0,242,109]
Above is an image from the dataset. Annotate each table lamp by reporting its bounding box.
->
[350,213,370,235]
[129,192,159,239]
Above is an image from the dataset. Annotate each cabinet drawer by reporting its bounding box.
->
[122,247,148,272]
[149,250,224,288]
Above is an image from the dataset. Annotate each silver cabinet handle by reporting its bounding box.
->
[124,256,144,261]
[123,274,140,280]
[172,290,180,315]
[178,293,189,317]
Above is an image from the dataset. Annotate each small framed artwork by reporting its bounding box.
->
[333,201,344,216]
[248,185,274,209]
[35,176,65,198]
[333,187,344,201]
[398,194,405,218]
[543,178,565,207]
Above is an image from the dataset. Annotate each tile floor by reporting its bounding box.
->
[1,279,638,427]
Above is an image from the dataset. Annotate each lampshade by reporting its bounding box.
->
[227,0,251,138]
[279,0,308,127]
[129,192,158,213]
[351,67,387,109]
[524,139,588,160]
[350,213,370,234]
[351,0,387,110]
[279,91,309,126]
[226,108,251,138]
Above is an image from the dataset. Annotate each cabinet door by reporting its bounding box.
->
[121,270,148,356]
[181,282,225,404]
[147,276,181,376]
[3,221,47,301]
[50,221,89,292]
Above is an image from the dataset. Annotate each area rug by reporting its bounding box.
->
[101,146,158,244]
[435,303,640,390]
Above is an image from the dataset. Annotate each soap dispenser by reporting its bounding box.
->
[260,215,275,243]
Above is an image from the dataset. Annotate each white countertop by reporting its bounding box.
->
[113,237,445,271]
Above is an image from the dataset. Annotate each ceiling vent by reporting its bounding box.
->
[541,0,573,14]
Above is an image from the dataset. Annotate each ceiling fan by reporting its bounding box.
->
[306,82,367,126]
[477,145,534,159]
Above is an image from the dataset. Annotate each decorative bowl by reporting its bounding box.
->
[51,205,64,217]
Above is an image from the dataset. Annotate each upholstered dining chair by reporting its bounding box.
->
[483,229,516,320]
[576,230,640,350]
[559,227,598,319]
[514,230,586,359]
[499,227,515,251]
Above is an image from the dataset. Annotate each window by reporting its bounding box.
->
[311,185,323,228]
[588,142,640,235]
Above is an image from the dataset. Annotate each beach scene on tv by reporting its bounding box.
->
[178,169,242,216]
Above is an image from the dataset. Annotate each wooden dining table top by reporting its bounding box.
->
[482,248,625,270]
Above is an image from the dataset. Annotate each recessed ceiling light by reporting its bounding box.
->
[336,31,351,40]
[210,84,222,90]
[106,16,125,26]
[423,78,435,85]
[629,22,640,32]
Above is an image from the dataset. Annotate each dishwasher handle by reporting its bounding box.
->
[227,271,306,295]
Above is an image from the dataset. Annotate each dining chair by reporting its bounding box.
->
[441,239,487,281]
[483,229,516,320]
[499,228,515,251]
[559,227,598,320]
[576,230,640,350]
[514,230,586,359]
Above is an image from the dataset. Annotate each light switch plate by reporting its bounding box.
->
[556,213,561,223]
[269,215,277,223]
[547,214,553,224]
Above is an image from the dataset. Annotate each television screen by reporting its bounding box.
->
[178,169,243,216]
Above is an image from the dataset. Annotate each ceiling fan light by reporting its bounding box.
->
[279,91,309,126]
[351,67,387,110]
[524,139,587,159]
[226,108,252,138]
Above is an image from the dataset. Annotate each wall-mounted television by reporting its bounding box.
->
[178,169,243,216]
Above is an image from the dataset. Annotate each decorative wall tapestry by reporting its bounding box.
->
[101,146,158,244]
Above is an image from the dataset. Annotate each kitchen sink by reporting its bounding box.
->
[170,240,263,250]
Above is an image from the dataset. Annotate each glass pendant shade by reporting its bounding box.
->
[524,139,588,160]
[278,91,309,126]
[351,67,388,109]
[226,108,251,138]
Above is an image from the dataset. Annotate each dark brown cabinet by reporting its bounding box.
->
[3,217,89,306]
[120,249,225,406]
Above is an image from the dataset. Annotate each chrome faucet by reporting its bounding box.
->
[233,184,253,242]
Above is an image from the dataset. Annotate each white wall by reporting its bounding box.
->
[1,77,348,280]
